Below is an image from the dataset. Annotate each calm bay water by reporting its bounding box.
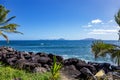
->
[0,40,119,64]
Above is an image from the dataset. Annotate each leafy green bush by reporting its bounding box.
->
[50,56,62,80]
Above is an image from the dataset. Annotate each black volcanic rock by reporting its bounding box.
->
[64,58,80,65]
[88,62,112,73]
[37,57,51,64]
[0,46,119,80]
[62,65,81,78]
[36,52,48,57]
[79,67,96,80]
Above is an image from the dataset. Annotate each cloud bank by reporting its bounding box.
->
[91,19,102,24]
[88,29,118,34]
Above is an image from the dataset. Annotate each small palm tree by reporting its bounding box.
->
[0,5,22,42]
[91,41,115,59]
[50,56,62,80]
[91,41,120,66]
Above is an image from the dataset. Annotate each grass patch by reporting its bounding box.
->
[0,64,50,80]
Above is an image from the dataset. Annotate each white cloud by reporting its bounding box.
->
[91,19,102,24]
[82,24,92,28]
[88,25,92,27]
[108,20,114,23]
[88,29,118,35]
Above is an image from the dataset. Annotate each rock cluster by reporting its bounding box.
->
[0,46,63,73]
[0,46,120,80]
[63,58,120,79]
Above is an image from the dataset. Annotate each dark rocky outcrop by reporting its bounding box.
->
[79,67,97,80]
[61,65,81,78]
[0,46,120,80]
[88,62,112,73]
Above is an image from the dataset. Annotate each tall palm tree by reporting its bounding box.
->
[115,9,120,40]
[0,5,22,42]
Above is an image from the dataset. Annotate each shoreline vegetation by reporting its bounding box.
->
[0,64,50,80]
[0,46,120,80]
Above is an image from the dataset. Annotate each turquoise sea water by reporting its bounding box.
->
[0,40,119,64]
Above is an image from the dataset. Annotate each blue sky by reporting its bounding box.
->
[1,0,120,40]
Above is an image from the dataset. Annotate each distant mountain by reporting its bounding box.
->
[57,38,65,40]
[82,38,100,40]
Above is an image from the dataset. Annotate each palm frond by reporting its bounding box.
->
[4,16,16,23]
[0,31,8,42]
[115,9,120,27]
[0,24,19,31]
[91,41,115,59]
[0,5,22,43]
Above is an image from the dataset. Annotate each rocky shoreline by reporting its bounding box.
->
[0,46,120,80]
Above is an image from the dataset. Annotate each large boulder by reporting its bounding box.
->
[48,53,63,62]
[6,57,17,66]
[62,65,81,78]
[76,62,97,74]
[64,58,80,66]
[14,59,28,69]
[79,67,97,80]
[6,52,15,58]
[56,55,63,63]
[16,51,25,59]
[42,64,50,71]
[22,62,41,71]
[31,55,40,63]
[0,47,8,53]
[36,52,48,57]
[88,62,112,73]
[6,47,15,52]
[37,57,51,64]
[15,59,41,71]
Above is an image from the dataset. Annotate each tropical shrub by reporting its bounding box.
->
[50,56,62,80]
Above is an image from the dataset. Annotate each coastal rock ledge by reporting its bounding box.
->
[0,46,120,80]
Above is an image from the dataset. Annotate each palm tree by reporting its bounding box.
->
[91,9,120,66]
[0,5,22,42]
[91,41,114,59]
[91,41,120,66]
[115,9,120,40]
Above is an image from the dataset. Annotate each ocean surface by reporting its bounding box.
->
[0,40,119,64]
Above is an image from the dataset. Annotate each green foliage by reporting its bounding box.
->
[110,50,120,66]
[0,5,22,43]
[91,40,120,66]
[50,56,62,80]
[91,40,115,59]
[115,9,120,27]
[0,65,50,80]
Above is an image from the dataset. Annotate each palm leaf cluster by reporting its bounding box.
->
[115,9,120,41]
[0,5,22,42]
[115,9,120,27]
[50,56,62,80]
[91,41,120,66]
